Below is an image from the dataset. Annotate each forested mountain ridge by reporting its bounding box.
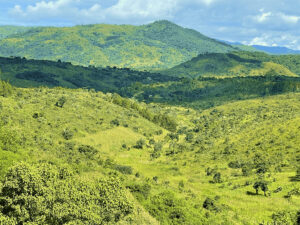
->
[0,21,236,70]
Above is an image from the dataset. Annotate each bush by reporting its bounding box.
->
[0,81,13,97]
[78,145,98,158]
[203,197,216,211]
[134,139,145,149]
[55,96,67,108]
[114,165,133,174]
[271,210,298,225]
[62,128,74,140]
[0,162,133,224]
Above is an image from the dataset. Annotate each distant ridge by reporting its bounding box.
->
[0,21,236,70]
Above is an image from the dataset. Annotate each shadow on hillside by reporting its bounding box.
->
[289,176,300,182]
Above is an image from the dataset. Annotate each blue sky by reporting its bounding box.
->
[1,0,300,49]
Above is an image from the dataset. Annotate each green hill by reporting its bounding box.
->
[0,21,236,70]
[0,26,33,40]
[1,56,300,111]
[0,82,299,224]
[163,51,300,78]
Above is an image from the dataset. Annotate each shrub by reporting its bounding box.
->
[134,139,145,149]
[0,81,13,97]
[62,128,74,140]
[203,197,217,211]
[111,119,120,126]
[0,162,133,224]
[114,165,133,175]
[55,96,67,108]
[78,145,98,158]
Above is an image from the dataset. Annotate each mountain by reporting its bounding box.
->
[0,21,236,70]
[0,81,299,224]
[252,45,300,55]
[162,51,300,78]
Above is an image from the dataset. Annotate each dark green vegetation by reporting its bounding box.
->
[0,21,236,70]
[162,51,300,78]
[0,56,179,93]
[0,84,299,224]
[1,55,300,110]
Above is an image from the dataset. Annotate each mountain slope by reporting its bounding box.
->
[0,21,236,70]
[0,26,33,39]
[162,51,300,78]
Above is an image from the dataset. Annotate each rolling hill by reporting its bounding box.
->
[0,82,299,224]
[162,51,300,78]
[1,56,300,111]
[0,21,236,70]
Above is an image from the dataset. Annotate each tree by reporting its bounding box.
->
[253,181,269,196]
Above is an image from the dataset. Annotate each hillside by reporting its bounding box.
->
[162,51,300,78]
[0,26,33,39]
[0,83,299,224]
[0,21,236,70]
[1,56,300,110]
[0,56,179,93]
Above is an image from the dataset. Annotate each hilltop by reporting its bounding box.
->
[0,21,236,70]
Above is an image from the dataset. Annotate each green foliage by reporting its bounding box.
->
[0,21,235,70]
[0,162,133,224]
[77,145,98,158]
[0,80,13,97]
[271,210,299,225]
[163,51,300,78]
[253,181,269,196]
[55,96,67,108]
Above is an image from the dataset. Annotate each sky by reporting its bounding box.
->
[1,0,300,50]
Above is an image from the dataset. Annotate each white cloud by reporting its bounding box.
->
[255,12,272,23]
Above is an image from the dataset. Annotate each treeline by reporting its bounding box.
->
[132,75,300,109]
[112,94,177,132]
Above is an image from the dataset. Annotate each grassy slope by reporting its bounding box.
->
[163,51,300,78]
[1,87,299,224]
[0,21,235,70]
